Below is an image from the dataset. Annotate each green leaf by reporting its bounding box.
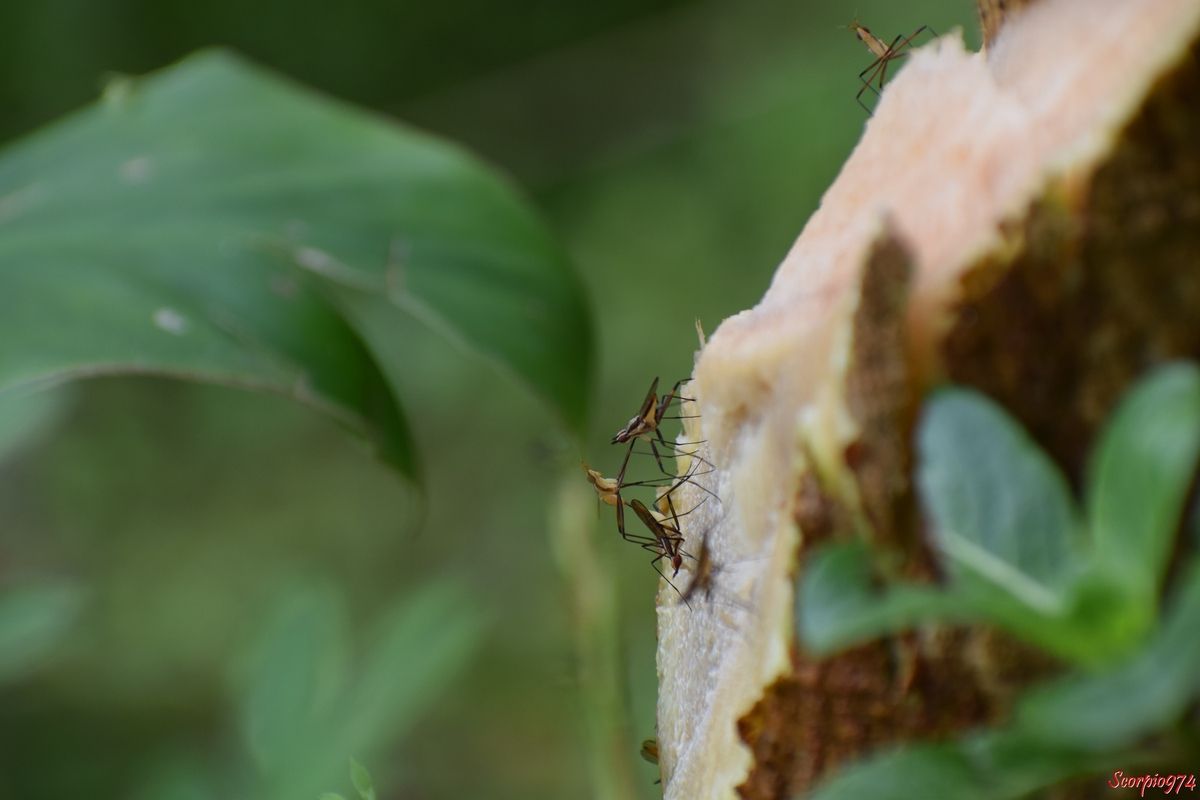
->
[1015,560,1200,751]
[0,49,593,478]
[261,580,484,800]
[917,389,1081,613]
[0,580,83,683]
[0,386,69,463]
[337,580,484,756]
[239,583,349,775]
[809,723,1128,800]
[132,753,215,800]
[810,565,1200,799]
[796,540,1131,666]
[809,743,981,800]
[1087,363,1200,607]
[797,541,970,654]
[318,795,347,800]
[349,759,376,800]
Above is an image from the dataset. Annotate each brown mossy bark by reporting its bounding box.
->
[978,0,1045,47]
[945,39,1200,476]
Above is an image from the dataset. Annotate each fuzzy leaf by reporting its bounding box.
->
[1087,363,1200,608]
[918,388,1081,612]
[0,50,594,478]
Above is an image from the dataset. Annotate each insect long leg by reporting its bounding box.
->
[857,45,897,112]
[654,379,689,421]
[647,438,671,477]
[652,465,692,532]
[654,456,716,528]
[632,443,713,464]
[852,24,935,114]
[615,438,635,484]
[628,449,715,474]
[882,26,933,87]
[855,26,936,114]
[659,496,709,523]
[858,53,888,84]
[656,428,715,464]
[877,33,907,90]
[857,56,897,112]
[856,84,876,114]
[644,545,690,603]
[628,448,721,504]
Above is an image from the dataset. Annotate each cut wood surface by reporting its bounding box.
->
[654,0,1200,797]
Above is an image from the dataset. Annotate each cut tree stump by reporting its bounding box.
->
[653,0,1200,797]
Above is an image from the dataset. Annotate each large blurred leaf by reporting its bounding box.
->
[0,386,70,463]
[1087,363,1200,608]
[0,580,83,683]
[917,388,1080,613]
[0,50,593,478]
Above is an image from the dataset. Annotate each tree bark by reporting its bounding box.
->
[654,0,1200,797]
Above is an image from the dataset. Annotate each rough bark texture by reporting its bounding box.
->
[978,0,1043,47]
[653,0,1200,798]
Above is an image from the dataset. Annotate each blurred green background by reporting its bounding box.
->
[0,1,978,797]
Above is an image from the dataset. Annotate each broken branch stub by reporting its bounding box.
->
[654,0,1200,797]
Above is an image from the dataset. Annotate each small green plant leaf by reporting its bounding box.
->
[0,580,83,683]
[1015,559,1200,751]
[797,541,969,654]
[0,49,594,478]
[239,583,349,774]
[257,579,484,800]
[808,585,1190,800]
[809,743,981,800]
[806,370,1200,798]
[349,759,376,800]
[809,720,1132,800]
[917,388,1081,610]
[1087,363,1200,608]
[796,541,1109,663]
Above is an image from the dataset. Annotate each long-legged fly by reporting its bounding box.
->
[584,458,709,546]
[848,21,935,114]
[628,497,694,598]
[611,377,711,478]
[640,738,662,786]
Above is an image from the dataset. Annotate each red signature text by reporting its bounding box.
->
[1109,772,1197,796]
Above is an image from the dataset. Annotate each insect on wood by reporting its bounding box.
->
[582,462,704,545]
[628,498,691,597]
[848,20,935,114]
[640,738,662,786]
[611,377,710,479]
